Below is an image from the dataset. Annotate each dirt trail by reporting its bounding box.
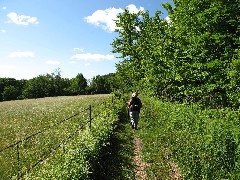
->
[133,136,148,180]
[168,160,183,180]
[133,135,183,180]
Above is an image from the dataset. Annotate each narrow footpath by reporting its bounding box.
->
[92,104,183,179]
[133,136,148,180]
[133,134,183,180]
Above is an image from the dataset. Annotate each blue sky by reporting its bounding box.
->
[0,0,172,80]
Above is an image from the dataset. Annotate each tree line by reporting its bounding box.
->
[0,71,117,101]
[112,0,239,109]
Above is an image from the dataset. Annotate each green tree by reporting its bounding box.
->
[22,69,71,98]
[89,73,116,94]
[22,75,50,98]
[112,0,240,108]
[0,78,26,101]
[166,0,240,106]
[112,8,173,96]
[112,9,146,91]
[69,73,87,95]
[2,85,19,101]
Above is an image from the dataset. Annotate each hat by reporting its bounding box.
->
[132,92,138,98]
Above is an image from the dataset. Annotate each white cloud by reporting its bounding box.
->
[71,53,115,62]
[46,60,60,65]
[8,51,35,58]
[0,65,39,79]
[84,4,144,32]
[126,4,144,13]
[73,48,84,52]
[84,7,122,32]
[0,65,16,78]
[7,12,39,26]
[2,7,7,10]
[1,29,6,33]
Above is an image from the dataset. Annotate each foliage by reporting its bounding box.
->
[0,71,118,101]
[88,73,118,94]
[139,96,240,179]
[0,78,26,101]
[22,72,70,98]
[68,73,87,95]
[112,0,240,109]
[2,85,19,101]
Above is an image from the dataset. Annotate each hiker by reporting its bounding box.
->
[128,92,142,130]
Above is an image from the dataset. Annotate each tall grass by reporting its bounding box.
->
[0,94,115,179]
[0,95,108,146]
[139,96,240,179]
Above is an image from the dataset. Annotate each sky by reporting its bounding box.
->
[0,0,172,80]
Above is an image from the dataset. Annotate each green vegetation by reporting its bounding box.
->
[0,94,121,179]
[110,1,240,176]
[1,0,239,179]
[0,72,117,101]
[90,100,135,179]
[138,96,240,179]
[112,0,239,109]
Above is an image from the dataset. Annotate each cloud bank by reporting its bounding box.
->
[84,4,144,32]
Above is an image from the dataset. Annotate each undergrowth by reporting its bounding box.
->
[138,96,240,179]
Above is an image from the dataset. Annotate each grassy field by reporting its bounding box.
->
[0,95,109,146]
[0,94,111,178]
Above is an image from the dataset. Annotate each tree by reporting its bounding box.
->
[112,0,240,108]
[112,9,146,91]
[69,73,87,95]
[22,75,50,98]
[2,85,19,101]
[88,73,117,94]
[0,78,26,101]
[166,0,240,106]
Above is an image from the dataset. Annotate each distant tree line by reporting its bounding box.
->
[0,72,117,101]
[112,0,239,109]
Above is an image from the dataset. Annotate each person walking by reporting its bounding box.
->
[128,92,142,130]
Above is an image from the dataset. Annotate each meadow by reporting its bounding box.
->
[0,94,117,179]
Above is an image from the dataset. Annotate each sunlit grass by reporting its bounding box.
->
[0,94,110,178]
[0,95,108,146]
[138,96,240,179]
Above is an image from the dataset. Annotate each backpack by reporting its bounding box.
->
[130,97,141,112]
